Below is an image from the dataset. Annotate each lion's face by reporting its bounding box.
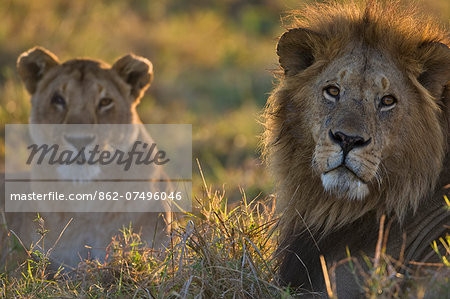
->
[265,25,449,224]
[307,47,413,200]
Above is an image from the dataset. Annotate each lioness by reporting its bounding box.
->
[263,2,449,298]
[2,47,171,267]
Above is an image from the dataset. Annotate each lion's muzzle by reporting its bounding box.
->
[314,129,378,200]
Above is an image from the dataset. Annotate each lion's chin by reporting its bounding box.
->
[321,167,369,200]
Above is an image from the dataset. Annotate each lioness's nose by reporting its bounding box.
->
[64,135,95,150]
[329,130,371,155]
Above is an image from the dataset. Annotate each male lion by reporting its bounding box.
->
[263,2,449,297]
[2,47,171,267]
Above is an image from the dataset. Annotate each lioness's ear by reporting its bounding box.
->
[17,47,60,94]
[277,28,321,76]
[417,42,450,100]
[112,54,153,99]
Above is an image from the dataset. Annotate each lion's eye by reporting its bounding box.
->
[51,94,66,107]
[98,98,113,109]
[380,95,397,110]
[323,86,340,101]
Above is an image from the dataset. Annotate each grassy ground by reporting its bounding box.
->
[0,0,449,298]
[1,178,449,298]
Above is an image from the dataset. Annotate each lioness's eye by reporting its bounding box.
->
[98,98,113,109]
[51,94,66,107]
[380,95,397,110]
[323,85,340,101]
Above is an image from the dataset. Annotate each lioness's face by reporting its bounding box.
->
[17,47,153,125]
[30,64,135,124]
[17,47,153,181]
[306,47,411,199]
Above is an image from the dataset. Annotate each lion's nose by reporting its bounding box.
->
[64,135,95,151]
[329,130,371,155]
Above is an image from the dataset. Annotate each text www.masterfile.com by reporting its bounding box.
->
[9,191,184,201]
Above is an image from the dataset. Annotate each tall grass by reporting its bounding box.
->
[1,170,449,298]
[0,164,287,298]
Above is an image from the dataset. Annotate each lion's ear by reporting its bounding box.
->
[417,42,450,100]
[277,28,321,76]
[17,47,60,94]
[112,54,153,100]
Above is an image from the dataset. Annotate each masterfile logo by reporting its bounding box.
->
[26,141,170,170]
[4,124,192,213]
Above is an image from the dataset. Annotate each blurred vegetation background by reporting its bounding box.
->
[0,0,448,203]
